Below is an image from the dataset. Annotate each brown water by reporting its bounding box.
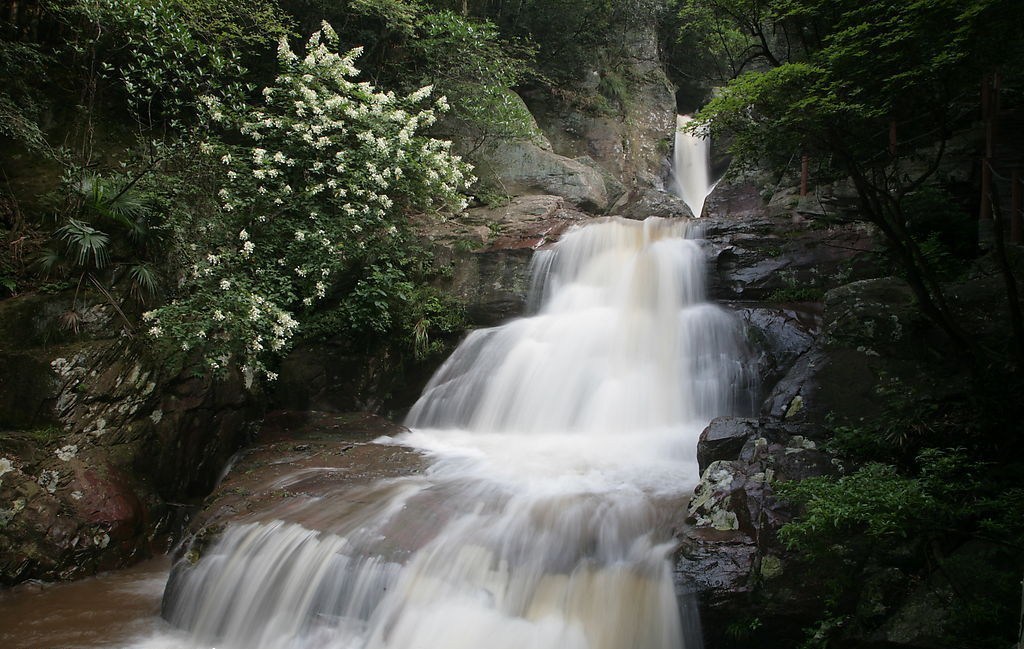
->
[0,557,170,649]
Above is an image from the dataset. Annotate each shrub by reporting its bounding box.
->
[144,23,474,383]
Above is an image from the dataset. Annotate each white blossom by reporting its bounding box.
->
[409,85,433,102]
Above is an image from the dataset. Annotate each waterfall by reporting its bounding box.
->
[155,217,756,649]
[670,115,715,218]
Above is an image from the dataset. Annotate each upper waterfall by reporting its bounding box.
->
[406,217,753,440]
[670,115,715,218]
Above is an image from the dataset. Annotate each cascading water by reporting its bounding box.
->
[151,217,756,649]
[670,115,716,218]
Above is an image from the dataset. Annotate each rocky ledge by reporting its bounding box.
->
[171,410,425,564]
[674,417,839,649]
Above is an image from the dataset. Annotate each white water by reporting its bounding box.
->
[670,115,715,218]
[142,217,755,649]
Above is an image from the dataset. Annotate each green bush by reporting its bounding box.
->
[144,24,473,382]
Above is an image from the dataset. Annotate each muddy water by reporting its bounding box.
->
[0,557,171,649]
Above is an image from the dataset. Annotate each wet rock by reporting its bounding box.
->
[413,195,589,327]
[733,303,820,398]
[619,187,694,219]
[698,210,881,302]
[173,410,424,561]
[0,437,160,584]
[0,291,262,584]
[703,178,768,222]
[696,418,756,475]
[676,417,838,649]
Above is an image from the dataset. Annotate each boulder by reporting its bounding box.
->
[733,304,820,398]
[695,171,886,304]
[0,291,261,584]
[823,277,935,358]
[675,417,839,649]
[759,276,952,425]
[475,140,609,211]
[620,187,694,219]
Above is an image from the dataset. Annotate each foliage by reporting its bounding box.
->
[143,24,473,381]
[498,0,662,81]
[281,1,537,147]
[778,448,1024,647]
[52,0,292,132]
[405,10,538,147]
[0,40,50,151]
[36,171,167,331]
[778,366,1024,647]
[669,0,778,82]
[688,0,1024,365]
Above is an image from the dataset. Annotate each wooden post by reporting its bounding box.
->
[800,154,809,197]
[1012,168,1023,244]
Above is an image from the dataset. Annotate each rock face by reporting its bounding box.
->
[166,410,424,570]
[760,277,941,425]
[733,304,820,400]
[674,417,839,649]
[476,140,609,212]
[0,293,260,584]
[699,212,881,302]
[522,8,677,204]
[432,195,590,325]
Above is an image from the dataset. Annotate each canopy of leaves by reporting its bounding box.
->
[691,0,1024,175]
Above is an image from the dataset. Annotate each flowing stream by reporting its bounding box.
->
[670,115,716,218]
[1,217,755,649]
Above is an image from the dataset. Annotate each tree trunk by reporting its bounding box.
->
[1012,168,1022,244]
[986,162,1024,368]
[800,154,809,196]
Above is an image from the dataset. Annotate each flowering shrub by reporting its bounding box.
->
[146,23,474,384]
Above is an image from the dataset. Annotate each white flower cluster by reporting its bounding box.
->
[151,23,474,388]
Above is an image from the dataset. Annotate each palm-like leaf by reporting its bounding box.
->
[56,219,110,269]
[35,245,67,277]
[126,263,158,302]
[76,173,152,239]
